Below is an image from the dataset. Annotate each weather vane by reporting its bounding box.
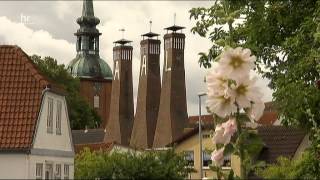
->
[149,20,152,32]
[119,28,125,39]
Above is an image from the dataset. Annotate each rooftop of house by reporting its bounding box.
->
[74,141,114,154]
[72,128,106,145]
[0,45,51,150]
[257,125,306,163]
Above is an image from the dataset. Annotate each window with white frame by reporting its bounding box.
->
[64,164,69,179]
[94,95,99,108]
[222,154,231,168]
[56,101,62,135]
[36,163,43,180]
[47,98,53,133]
[55,164,61,179]
[45,163,53,180]
[183,151,194,167]
[202,151,212,168]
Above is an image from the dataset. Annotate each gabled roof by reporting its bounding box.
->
[72,128,106,145]
[74,141,134,154]
[0,45,50,150]
[257,125,306,163]
[74,142,114,154]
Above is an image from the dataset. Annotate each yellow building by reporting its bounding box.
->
[168,122,310,179]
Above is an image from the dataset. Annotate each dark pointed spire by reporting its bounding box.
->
[82,0,94,17]
[77,0,100,26]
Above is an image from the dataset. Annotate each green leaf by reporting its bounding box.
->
[223,143,235,156]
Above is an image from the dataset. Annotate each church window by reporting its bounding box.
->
[94,95,99,108]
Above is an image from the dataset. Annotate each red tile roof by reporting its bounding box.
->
[74,142,115,154]
[258,111,278,125]
[0,45,50,150]
[188,102,278,126]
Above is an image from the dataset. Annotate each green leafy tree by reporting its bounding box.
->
[75,148,194,179]
[190,0,320,149]
[30,55,100,129]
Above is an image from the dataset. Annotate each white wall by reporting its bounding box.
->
[29,155,74,179]
[33,91,73,152]
[0,154,28,179]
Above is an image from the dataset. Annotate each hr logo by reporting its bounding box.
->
[20,13,34,25]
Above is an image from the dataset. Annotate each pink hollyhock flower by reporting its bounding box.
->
[222,118,237,137]
[218,47,255,80]
[247,101,265,122]
[211,148,225,166]
[232,76,264,109]
[212,124,231,145]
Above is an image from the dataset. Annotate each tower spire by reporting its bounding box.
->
[82,0,94,17]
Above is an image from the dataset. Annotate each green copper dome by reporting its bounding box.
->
[68,0,112,79]
[68,54,112,79]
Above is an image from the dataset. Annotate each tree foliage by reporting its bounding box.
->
[190,0,320,147]
[75,148,193,179]
[30,55,100,129]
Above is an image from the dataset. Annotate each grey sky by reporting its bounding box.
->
[0,1,273,116]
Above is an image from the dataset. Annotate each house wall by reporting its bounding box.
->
[0,154,28,179]
[294,134,311,160]
[28,155,74,179]
[174,130,230,179]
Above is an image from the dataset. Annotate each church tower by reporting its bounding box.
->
[67,0,113,128]
[104,38,134,145]
[153,25,188,148]
[130,28,161,148]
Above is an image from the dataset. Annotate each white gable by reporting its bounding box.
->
[32,91,73,152]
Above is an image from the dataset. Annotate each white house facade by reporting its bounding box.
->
[0,45,74,179]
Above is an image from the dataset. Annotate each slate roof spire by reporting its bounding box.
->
[68,0,112,79]
[82,0,94,17]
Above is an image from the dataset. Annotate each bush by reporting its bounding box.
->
[75,148,194,179]
[256,149,320,179]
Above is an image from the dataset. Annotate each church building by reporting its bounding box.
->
[67,0,113,129]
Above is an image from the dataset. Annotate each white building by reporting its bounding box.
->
[0,45,74,179]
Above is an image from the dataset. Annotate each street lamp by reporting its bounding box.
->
[198,92,207,179]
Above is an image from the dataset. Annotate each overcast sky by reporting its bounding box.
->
[0,1,273,116]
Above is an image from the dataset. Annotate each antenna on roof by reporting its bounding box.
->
[149,20,152,32]
[173,13,176,25]
[119,28,125,39]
